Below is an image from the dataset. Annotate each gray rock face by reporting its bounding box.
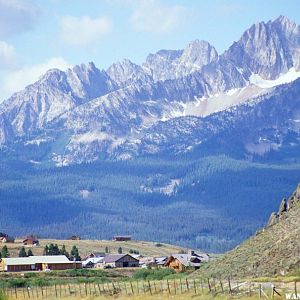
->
[106,59,152,87]
[267,212,279,227]
[278,198,287,214]
[143,40,218,81]
[223,16,300,79]
[288,183,300,209]
[0,64,116,139]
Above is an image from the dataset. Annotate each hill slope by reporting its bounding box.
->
[197,183,300,278]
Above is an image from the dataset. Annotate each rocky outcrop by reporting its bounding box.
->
[267,184,300,227]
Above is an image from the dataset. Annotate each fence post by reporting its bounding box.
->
[207,278,211,293]
[173,279,176,295]
[228,277,232,295]
[186,277,190,291]
[259,283,262,299]
[219,279,224,293]
[148,281,152,295]
[180,277,183,293]
[129,281,133,295]
[167,280,171,295]
[54,284,58,298]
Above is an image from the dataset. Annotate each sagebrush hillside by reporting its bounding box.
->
[196,183,300,278]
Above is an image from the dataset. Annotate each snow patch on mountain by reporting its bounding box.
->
[250,67,300,88]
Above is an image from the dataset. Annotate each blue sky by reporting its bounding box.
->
[0,0,299,101]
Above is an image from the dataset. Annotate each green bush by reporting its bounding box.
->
[8,279,27,288]
[24,272,38,278]
[133,268,175,281]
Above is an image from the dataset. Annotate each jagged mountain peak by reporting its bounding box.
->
[180,39,218,69]
[106,58,151,86]
[273,15,297,28]
[223,15,300,80]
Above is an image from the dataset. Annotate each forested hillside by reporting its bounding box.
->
[1,155,299,253]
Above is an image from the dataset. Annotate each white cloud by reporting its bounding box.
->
[0,41,18,69]
[2,57,71,100]
[0,0,40,38]
[60,15,113,46]
[129,0,189,34]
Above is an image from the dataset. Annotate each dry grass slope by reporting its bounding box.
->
[196,184,300,278]
[4,239,184,258]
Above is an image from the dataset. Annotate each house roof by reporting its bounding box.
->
[104,254,138,263]
[155,257,168,264]
[2,255,71,266]
[171,254,202,267]
[104,254,126,263]
[82,257,104,266]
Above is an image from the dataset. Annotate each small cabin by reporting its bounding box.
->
[69,235,81,240]
[113,236,132,242]
[23,235,39,246]
[165,250,210,272]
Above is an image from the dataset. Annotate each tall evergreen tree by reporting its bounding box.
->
[60,245,69,258]
[1,246,9,258]
[118,247,122,254]
[70,246,81,261]
[19,247,27,257]
[27,249,34,256]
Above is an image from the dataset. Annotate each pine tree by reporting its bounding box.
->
[19,247,27,257]
[118,247,122,254]
[27,249,34,256]
[1,245,9,258]
[105,246,109,253]
[70,246,81,261]
[60,245,69,258]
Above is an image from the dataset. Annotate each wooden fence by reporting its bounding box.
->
[1,277,299,299]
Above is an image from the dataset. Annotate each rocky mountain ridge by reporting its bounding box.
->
[0,15,300,166]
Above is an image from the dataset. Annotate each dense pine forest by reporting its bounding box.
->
[1,153,299,253]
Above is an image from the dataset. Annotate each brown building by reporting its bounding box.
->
[23,235,39,246]
[0,255,82,272]
[113,236,132,241]
[165,251,210,272]
[100,254,139,268]
[69,235,81,240]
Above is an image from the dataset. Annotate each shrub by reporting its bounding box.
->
[133,268,175,281]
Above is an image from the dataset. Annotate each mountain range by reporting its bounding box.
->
[0,16,300,252]
[0,15,299,166]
